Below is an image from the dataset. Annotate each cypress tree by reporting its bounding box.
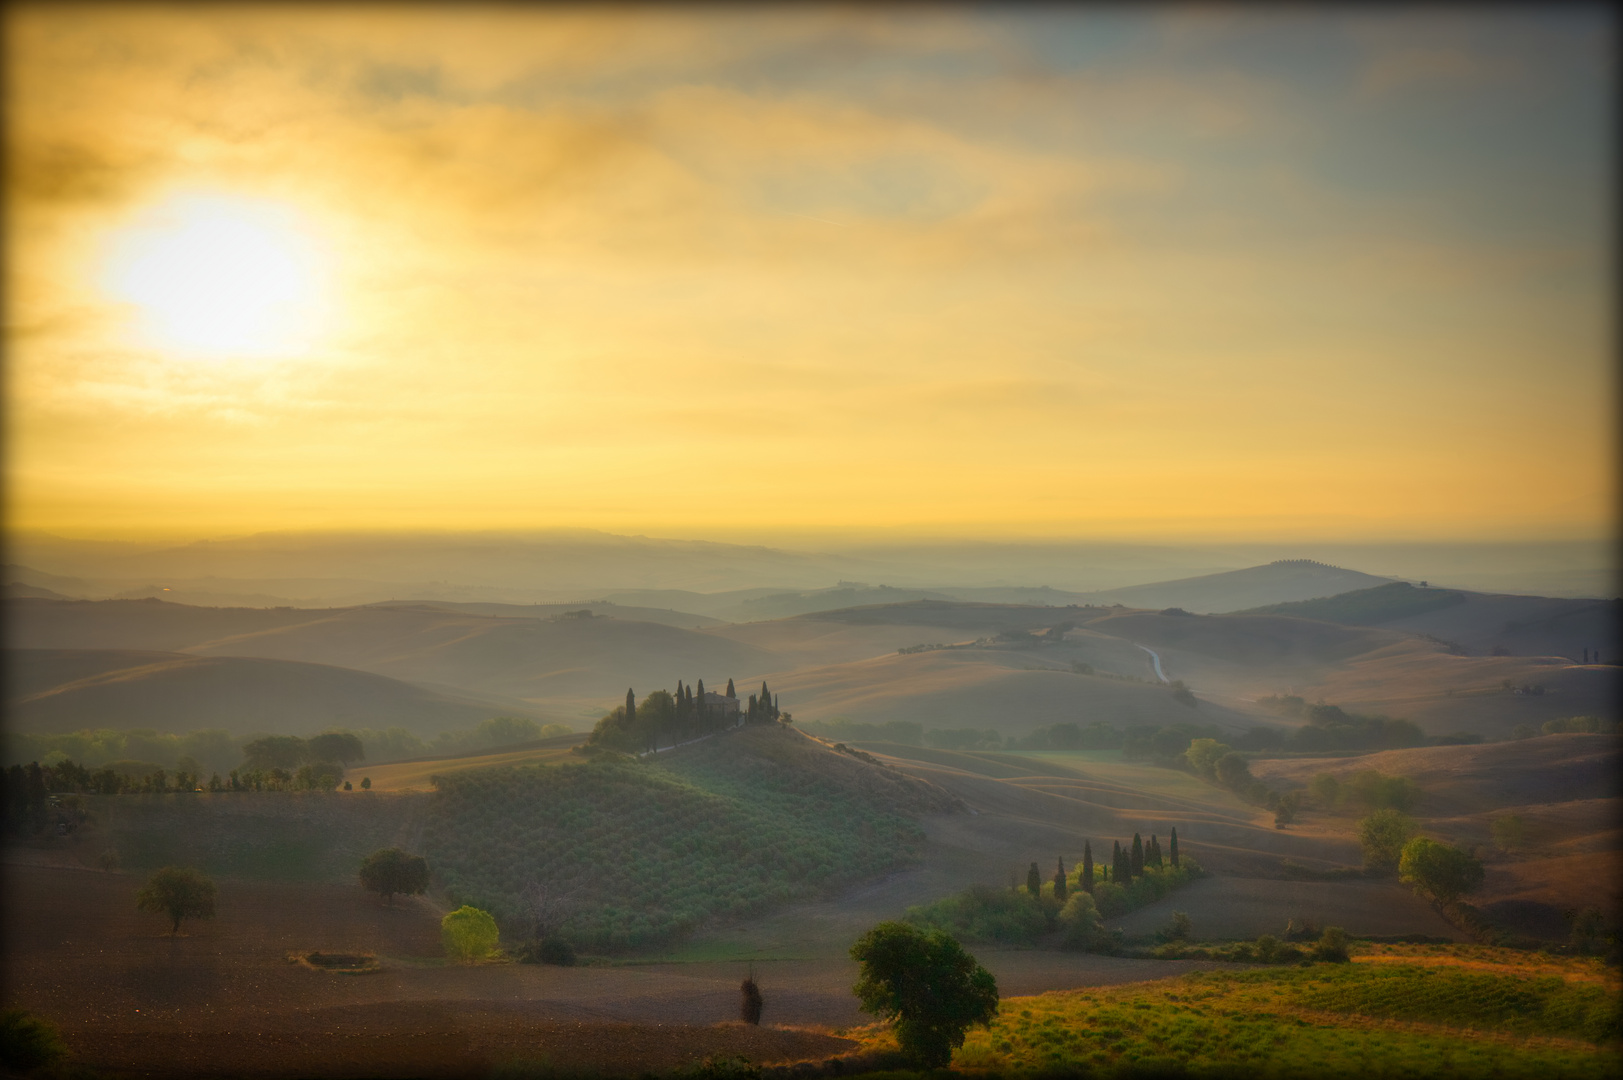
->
[1027,862,1041,898]
[1054,857,1067,903]
[625,688,636,721]
[1170,827,1180,868]
[726,678,736,698]
[1117,844,1132,884]
[741,974,763,1025]
[1082,841,1094,894]
[1131,833,1144,878]
[1149,835,1163,869]
[696,679,707,721]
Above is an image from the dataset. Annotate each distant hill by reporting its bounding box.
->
[795,599,1098,631]
[6,648,539,736]
[367,599,726,629]
[1080,610,1400,667]
[5,597,777,705]
[3,582,76,601]
[1236,581,1468,624]
[1236,583,1618,660]
[1091,560,1396,614]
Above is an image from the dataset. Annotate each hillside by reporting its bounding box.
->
[1248,735,1621,921]
[1238,581,1468,624]
[5,597,777,718]
[769,647,1266,736]
[5,649,541,736]
[1080,610,1401,667]
[1084,560,1392,614]
[1238,583,1618,660]
[368,599,727,629]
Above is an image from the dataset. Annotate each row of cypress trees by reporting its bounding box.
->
[1024,828,1181,899]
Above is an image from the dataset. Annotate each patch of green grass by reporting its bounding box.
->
[932,958,1621,1078]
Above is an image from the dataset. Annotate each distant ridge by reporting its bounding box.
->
[1091,561,1396,614]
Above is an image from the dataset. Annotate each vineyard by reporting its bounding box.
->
[419,727,937,951]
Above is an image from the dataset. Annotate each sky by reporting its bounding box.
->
[4,4,1616,542]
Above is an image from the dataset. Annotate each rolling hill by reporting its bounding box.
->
[1238,583,1617,660]
[5,648,540,736]
[1091,560,1396,614]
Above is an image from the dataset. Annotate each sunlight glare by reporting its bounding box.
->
[102,194,330,358]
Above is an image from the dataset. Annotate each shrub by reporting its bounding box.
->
[1058,892,1106,950]
[1315,926,1351,963]
[905,883,1049,946]
[442,905,500,963]
[1159,911,1193,942]
[1358,809,1418,874]
[0,1009,67,1073]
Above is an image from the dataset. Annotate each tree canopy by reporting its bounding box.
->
[442,905,500,963]
[850,921,999,1069]
[359,848,430,904]
[135,866,217,934]
[1399,838,1484,905]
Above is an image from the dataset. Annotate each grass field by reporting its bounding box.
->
[845,944,1620,1077]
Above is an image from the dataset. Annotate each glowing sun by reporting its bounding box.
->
[102,194,330,358]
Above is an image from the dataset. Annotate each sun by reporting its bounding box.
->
[101,193,330,358]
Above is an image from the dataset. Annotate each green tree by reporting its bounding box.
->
[136,866,217,934]
[850,921,999,1069]
[1169,827,1179,867]
[360,777,371,790]
[1215,751,1252,789]
[1185,738,1229,778]
[740,975,763,1024]
[1026,862,1041,898]
[1148,835,1163,869]
[1130,834,1144,878]
[442,905,500,963]
[242,735,307,771]
[1398,838,1484,905]
[1058,892,1105,951]
[1081,840,1094,894]
[359,848,430,905]
[1358,809,1419,874]
[1053,857,1067,903]
[306,732,365,765]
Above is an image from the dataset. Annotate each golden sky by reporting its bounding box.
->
[5,6,1615,541]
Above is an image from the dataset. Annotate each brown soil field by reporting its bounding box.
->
[2,861,1244,1078]
[1103,876,1464,941]
[1248,735,1623,916]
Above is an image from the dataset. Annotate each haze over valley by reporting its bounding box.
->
[4,6,1617,1079]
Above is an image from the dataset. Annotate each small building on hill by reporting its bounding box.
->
[702,691,740,719]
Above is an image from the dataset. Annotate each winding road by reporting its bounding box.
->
[1136,643,1169,683]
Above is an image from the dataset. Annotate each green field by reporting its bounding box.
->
[841,945,1620,1078]
[421,738,928,950]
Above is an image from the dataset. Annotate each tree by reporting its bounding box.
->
[1185,738,1230,778]
[626,687,636,721]
[1026,862,1041,898]
[725,678,736,699]
[1169,827,1179,868]
[741,974,764,1024]
[1148,835,1163,869]
[0,1010,67,1074]
[1358,809,1418,874]
[242,735,307,771]
[1053,857,1067,903]
[359,848,430,905]
[136,866,217,934]
[360,777,371,790]
[1058,892,1104,951]
[1130,834,1144,878]
[1398,838,1484,905]
[850,921,999,1069]
[1081,841,1094,894]
[306,732,365,765]
[442,905,500,963]
[1215,752,1252,789]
